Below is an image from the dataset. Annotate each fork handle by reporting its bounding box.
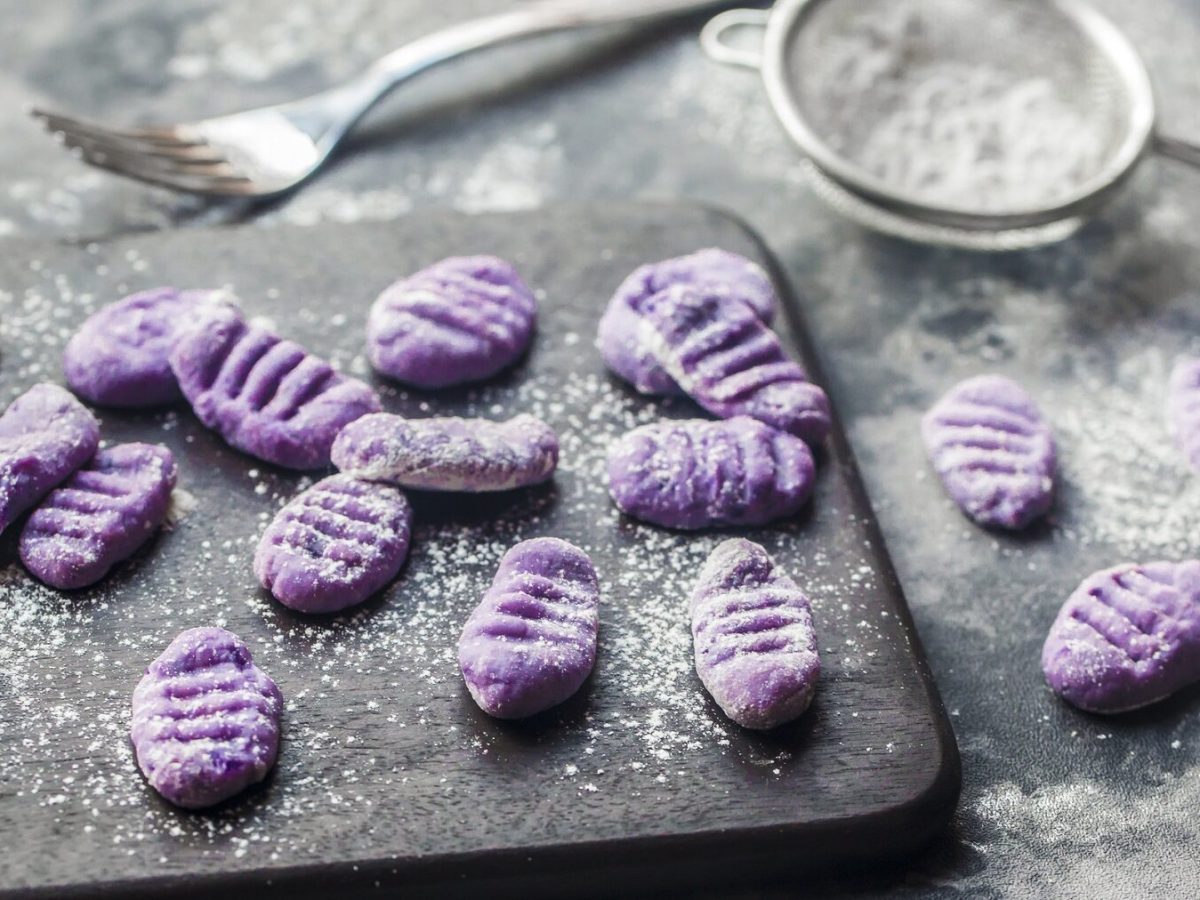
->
[370,0,739,82]
[297,0,740,147]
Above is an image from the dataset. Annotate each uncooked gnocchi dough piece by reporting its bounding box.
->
[606,416,815,530]
[1042,561,1200,713]
[332,412,558,492]
[691,539,820,730]
[922,375,1055,529]
[458,537,600,719]
[20,443,176,590]
[254,474,412,614]
[367,255,537,389]
[170,301,380,470]
[64,287,224,407]
[131,627,282,809]
[0,383,99,536]
[599,248,777,396]
[633,285,831,445]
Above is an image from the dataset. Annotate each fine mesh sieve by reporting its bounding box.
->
[702,0,1200,250]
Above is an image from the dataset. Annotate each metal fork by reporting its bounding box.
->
[30,0,737,198]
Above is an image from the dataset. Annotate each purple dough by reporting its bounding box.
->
[599,248,776,396]
[332,412,558,492]
[131,627,282,809]
[922,375,1056,529]
[599,300,682,396]
[1166,357,1200,472]
[0,383,99,536]
[691,539,820,730]
[20,443,177,590]
[253,474,412,614]
[367,255,537,389]
[64,287,223,408]
[634,285,831,445]
[458,537,600,719]
[1041,561,1200,713]
[606,416,815,530]
[170,301,381,470]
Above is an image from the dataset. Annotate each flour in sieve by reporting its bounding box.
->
[798,0,1109,212]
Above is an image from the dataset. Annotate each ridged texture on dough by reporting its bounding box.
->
[170,302,380,470]
[599,248,776,396]
[367,255,536,389]
[634,285,831,445]
[20,443,177,590]
[459,538,600,719]
[922,375,1055,529]
[606,416,815,530]
[691,539,820,730]
[131,627,282,809]
[254,474,412,614]
[1041,561,1200,713]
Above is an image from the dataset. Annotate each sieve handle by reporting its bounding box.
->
[700,8,769,70]
[1154,132,1200,170]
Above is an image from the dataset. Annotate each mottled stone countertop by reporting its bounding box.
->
[3,1,1200,896]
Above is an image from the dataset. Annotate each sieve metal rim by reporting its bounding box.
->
[734,0,1158,231]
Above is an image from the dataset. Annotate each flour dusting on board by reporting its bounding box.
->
[0,226,915,879]
[0,369,877,855]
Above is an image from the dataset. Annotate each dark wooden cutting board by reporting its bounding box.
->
[0,204,958,899]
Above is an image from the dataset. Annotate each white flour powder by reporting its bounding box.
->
[797,0,1109,212]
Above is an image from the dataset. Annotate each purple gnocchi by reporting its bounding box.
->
[691,539,820,730]
[922,375,1056,530]
[1166,357,1200,473]
[0,383,99,536]
[634,285,831,446]
[367,255,537,389]
[20,443,177,590]
[1041,561,1200,713]
[599,248,777,396]
[332,412,558,492]
[131,627,282,809]
[64,287,223,407]
[606,416,815,530]
[254,474,412,614]
[459,537,600,719]
[170,301,381,470]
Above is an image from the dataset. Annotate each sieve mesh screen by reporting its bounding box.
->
[782,0,1135,214]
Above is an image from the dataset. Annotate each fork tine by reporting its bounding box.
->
[33,111,225,164]
[32,109,262,196]
[84,156,262,197]
[30,108,208,148]
[63,147,240,188]
[62,139,260,196]
[55,130,237,176]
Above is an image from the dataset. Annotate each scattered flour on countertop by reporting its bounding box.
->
[1050,348,1200,558]
[169,0,380,83]
[651,43,808,186]
[969,773,1200,894]
[259,188,416,228]
[454,123,563,214]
